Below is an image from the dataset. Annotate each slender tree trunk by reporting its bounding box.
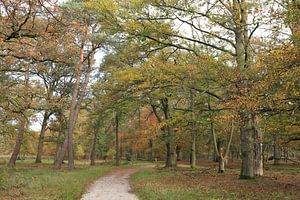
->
[207,138,212,160]
[8,65,29,168]
[8,116,26,168]
[115,112,120,166]
[54,46,84,169]
[55,45,94,170]
[211,120,222,172]
[90,130,98,166]
[35,111,50,163]
[147,139,153,161]
[274,134,281,165]
[190,131,196,169]
[176,146,182,161]
[190,90,196,168]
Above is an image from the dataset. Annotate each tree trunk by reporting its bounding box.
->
[176,146,182,161]
[54,45,94,170]
[190,132,196,169]
[207,138,212,160]
[90,131,98,166]
[240,113,255,179]
[8,65,29,168]
[8,116,26,168]
[53,113,66,166]
[254,117,263,176]
[35,111,50,163]
[115,112,120,166]
[218,156,225,173]
[274,134,281,165]
[147,139,153,161]
[165,142,174,167]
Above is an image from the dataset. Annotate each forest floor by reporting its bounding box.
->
[0,159,138,200]
[1,159,299,200]
[132,160,300,200]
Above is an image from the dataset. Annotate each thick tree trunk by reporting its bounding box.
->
[160,98,176,167]
[254,117,263,176]
[165,142,175,167]
[53,113,66,165]
[8,116,26,168]
[218,156,225,173]
[240,113,255,179]
[115,112,120,166]
[232,0,258,179]
[35,111,50,163]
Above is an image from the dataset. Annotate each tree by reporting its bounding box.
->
[33,62,74,163]
[88,0,266,178]
[53,1,107,170]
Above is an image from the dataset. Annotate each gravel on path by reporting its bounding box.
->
[81,167,142,200]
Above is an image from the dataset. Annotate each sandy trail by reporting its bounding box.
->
[81,166,148,200]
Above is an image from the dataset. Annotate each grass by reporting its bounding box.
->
[131,162,300,200]
[0,159,114,200]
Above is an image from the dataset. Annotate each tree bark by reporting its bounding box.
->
[240,113,255,179]
[165,142,175,167]
[8,65,29,168]
[162,98,176,167]
[254,117,263,176]
[176,146,182,161]
[150,98,175,167]
[190,131,196,169]
[218,156,225,173]
[8,116,26,168]
[35,111,50,163]
[274,134,281,165]
[115,112,120,166]
[53,112,66,165]
[90,130,98,166]
[147,139,153,161]
[189,90,196,169]
[232,0,257,179]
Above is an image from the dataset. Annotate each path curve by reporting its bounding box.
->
[81,166,148,200]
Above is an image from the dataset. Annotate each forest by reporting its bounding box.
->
[0,0,299,199]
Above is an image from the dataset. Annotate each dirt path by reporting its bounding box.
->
[81,166,149,200]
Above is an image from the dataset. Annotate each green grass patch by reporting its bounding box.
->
[0,160,114,200]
